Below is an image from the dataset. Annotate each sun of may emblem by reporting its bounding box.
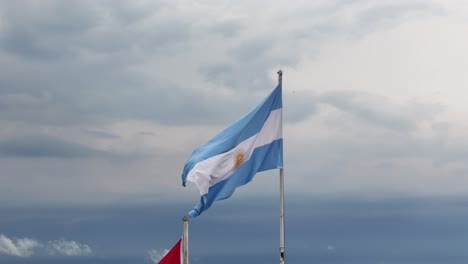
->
[233,150,245,170]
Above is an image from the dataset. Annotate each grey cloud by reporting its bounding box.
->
[199,60,286,93]
[153,21,191,42]
[284,90,319,123]
[218,37,300,91]
[1,0,100,35]
[319,91,415,131]
[285,89,442,128]
[208,20,243,38]
[0,0,189,60]
[283,125,465,196]
[104,0,161,26]
[0,66,278,126]
[0,1,100,60]
[0,30,63,60]
[0,64,170,126]
[0,1,195,127]
[293,91,448,156]
[86,82,262,126]
[0,0,298,127]
[433,144,468,165]
[308,134,440,161]
[291,0,443,39]
[0,0,447,129]
[198,37,283,91]
[356,2,445,29]
[77,18,191,55]
[199,1,443,92]
[0,135,103,158]
[229,38,273,62]
[280,91,460,189]
[83,129,120,139]
[199,63,234,86]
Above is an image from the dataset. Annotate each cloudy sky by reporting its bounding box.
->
[1,0,468,263]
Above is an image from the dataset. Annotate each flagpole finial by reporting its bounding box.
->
[182,215,189,222]
[277,70,283,84]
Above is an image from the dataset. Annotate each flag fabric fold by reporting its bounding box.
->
[157,237,182,264]
[181,84,283,217]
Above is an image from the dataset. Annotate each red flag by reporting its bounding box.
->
[158,237,182,264]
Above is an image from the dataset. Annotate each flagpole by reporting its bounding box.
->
[277,69,285,264]
[183,216,189,264]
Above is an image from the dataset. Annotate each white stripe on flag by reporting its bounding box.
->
[186,108,282,195]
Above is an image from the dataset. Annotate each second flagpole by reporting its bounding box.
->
[183,216,189,264]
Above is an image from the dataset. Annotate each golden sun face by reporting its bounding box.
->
[233,151,245,170]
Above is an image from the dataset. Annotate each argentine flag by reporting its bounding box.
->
[182,84,283,218]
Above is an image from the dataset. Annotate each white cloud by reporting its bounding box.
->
[0,234,41,257]
[46,239,92,256]
[148,248,170,263]
[0,234,92,258]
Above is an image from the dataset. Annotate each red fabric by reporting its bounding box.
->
[158,238,182,264]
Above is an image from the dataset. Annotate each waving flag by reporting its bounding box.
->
[157,237,182,264]
[182,84,283,217]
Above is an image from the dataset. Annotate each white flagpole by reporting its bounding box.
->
[277,70,285,264]
[183,216,189,264]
